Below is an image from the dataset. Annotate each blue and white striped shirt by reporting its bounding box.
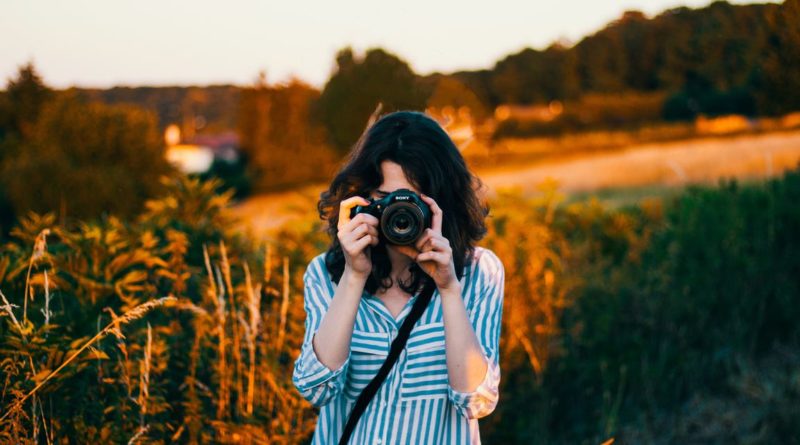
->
[292,246,505,444]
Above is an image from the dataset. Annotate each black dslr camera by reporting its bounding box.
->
[349,188,432,245]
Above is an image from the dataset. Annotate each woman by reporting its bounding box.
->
[292,110,505,444]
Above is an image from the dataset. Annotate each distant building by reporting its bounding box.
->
[164,124,240,174]
[165,143,215,174]
[187,131,240,164]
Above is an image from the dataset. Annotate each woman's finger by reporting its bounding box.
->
[338,196,371,230]
[351,222,369,238]
[427,237,450,253]
[419,194,443,234]
[414,229,434,251]
[339,222,375,251]
[416,250,446,264]
[366,224,379,238]
[349,233,373,254]
[420,238,433,253]
[340,212,380,237]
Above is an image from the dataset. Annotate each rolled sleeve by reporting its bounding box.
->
[291,259,349,407]
[447,249,505,419]
[293,330,351,407]
[447,353,501,419]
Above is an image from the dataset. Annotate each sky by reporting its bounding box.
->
[1,0,780,90]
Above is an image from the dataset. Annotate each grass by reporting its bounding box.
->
[562,183,685,210]
[561,174,779,211]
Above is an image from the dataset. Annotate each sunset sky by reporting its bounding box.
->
[1,0,779,90]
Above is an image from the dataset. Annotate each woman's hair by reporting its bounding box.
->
[318,110,490,295]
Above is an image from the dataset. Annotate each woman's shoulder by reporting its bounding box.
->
[303,251,331,285]
[470,246,504,278]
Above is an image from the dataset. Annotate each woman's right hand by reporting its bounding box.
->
[337,196,380,279]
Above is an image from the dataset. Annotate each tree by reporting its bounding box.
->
[491,43,581,105]
[0,62,55,236]
[425,75,490,121]
[754,0,800,115]
[312,47,427,153]
[0,61,54,142]
[1,91,176,222]
[238,73,337,190]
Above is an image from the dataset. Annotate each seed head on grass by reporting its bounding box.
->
[0,295,176,424]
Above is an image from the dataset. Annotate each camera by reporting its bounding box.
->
[349,188,432,245]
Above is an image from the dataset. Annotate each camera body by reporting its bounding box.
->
[349,188,432,245]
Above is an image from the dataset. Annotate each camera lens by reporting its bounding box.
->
[393,214,411,233]
[382,203,423,245]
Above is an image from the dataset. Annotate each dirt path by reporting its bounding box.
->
[230,130,800,235]
[475,130,800,197]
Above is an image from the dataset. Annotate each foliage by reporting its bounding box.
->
[753,0,800,116]
[0,64,178,234]
[491,43,581,104]
[18,1,798,153]
[493,91,668,138]
[480,162,800,444]
[73,84,241,136]
[237,74,338,191]
[3,92,175,222]
[0,174,329,443]
[198,154,253,200]
[0,62,54,142]
[0,62,55,236]
[3,161,800,443]
[473,1,796,122]
[423,75,492,122]
[312,47,429,153]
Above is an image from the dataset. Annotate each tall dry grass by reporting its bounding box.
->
[0,175,321,443]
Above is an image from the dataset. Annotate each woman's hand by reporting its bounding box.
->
[394,194,459,292]
[337,196,380,279]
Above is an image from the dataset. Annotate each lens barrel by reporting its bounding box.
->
[348,189,431,245]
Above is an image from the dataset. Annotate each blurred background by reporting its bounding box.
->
[1,0,799,443]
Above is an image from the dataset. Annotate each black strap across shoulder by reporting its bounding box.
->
[337,278,436,445]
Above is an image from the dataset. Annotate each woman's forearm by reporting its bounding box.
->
[311,267,366,370]
[440,283,488,393]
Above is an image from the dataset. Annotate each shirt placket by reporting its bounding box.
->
[361,293,419,409]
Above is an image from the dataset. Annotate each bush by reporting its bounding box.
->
[481,162,800,443]
[1,91,176,223]
[0,175,329,443]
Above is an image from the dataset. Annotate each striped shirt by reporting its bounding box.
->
[292,246,505,444]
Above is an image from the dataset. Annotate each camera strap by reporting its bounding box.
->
[337,278,437,445]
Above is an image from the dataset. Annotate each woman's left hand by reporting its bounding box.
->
[394,194,459,292]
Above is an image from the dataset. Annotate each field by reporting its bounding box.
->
[230,129,800,234]
[4,1,800,439]
[3,134,800,443]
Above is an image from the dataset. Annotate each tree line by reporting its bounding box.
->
[61,1,800,145]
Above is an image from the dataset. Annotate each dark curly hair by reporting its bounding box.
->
[317,110,490,295]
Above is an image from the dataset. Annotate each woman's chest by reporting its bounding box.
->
[347,296,449,403]
[373,287,413,319]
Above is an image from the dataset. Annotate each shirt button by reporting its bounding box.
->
[376,439,382,444]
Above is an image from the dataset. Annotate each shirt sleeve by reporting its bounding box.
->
[291,259,351,407]
[447,248,505,419]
